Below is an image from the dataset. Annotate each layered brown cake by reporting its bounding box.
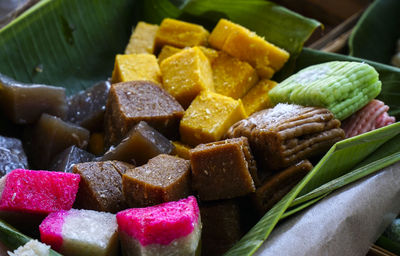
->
[226,104,345,172]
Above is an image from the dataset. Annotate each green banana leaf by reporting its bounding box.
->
[349,0,400,65]
[0,0,399,255]
[0,0,320,95]
[290,134,400,209]
[0,219,61,255]
[376,235,400,255]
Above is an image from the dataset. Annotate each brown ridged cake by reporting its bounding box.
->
[226,103,344,172]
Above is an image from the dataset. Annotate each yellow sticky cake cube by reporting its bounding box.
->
[172,141,192,160]
[111,54,161,84]
[125,22,159,54]
[208,18,247,50]
[155,18,209,50]
[180,91,247,146]
[158,46,219,65]
[209,19,289,79]
[241,79,277,115]
[212,52,259,99]
[160,47,214,108]
[198,46,219,64]
[158,45,182,64]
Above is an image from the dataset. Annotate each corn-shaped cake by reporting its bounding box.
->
[268,61,382,120]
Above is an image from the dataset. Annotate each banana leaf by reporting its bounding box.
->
[0,219,61,255]
[0,0,399,256]
[348,0,400,65]
[0,0,320,95]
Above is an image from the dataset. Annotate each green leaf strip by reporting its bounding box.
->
[291,151,400,208]
[0,219,61,256]
[280,193,329,220]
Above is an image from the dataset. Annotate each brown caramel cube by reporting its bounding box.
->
[104,81,184,146]
[73,161,135,213]
[122,154,191,207]
[66,81,110,132]
[28,114,90,169]
[190,137,256,201]
[0,73,67,124]
[102,121,174,166]
[49,146,95,173]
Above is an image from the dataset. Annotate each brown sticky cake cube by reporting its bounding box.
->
[102,121,174,166]
[172,141,192,160]
[122,154,191,207]
[200,200,242,256]
[158,45,182,64]
[212,52,259,99]
[180,91,247,146]
[190,137,256,201]
[226,104,344,172]
[155,18,209,50]
[73,161,135,213]
[209,19,289,79]
[252,160,313,214]
[104,81,184,146]
[241,79,277,115]
[111,54,161,84]
[160,47,214,108]
[125,22,159,54]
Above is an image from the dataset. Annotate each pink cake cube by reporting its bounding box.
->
[116,196,201,256]
[40,209,118,256]
[0,169,80,214]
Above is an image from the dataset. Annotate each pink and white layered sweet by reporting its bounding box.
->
[40,209,118,256]
[0,169,80,215]
[342,99,396,138]
[116,196,202,256]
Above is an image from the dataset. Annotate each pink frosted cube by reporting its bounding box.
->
[0,169,80,214]
[40,209,118,256]
[116,196,201,256]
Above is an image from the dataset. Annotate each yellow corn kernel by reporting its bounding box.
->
[212,52,259,99]
[111,54,161,84]
[171,141,192,160]
[242,79,277,115]
[125,22,159,54]
[160,47,214,108]
[180,91,247,146]
[155,18,209,50]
